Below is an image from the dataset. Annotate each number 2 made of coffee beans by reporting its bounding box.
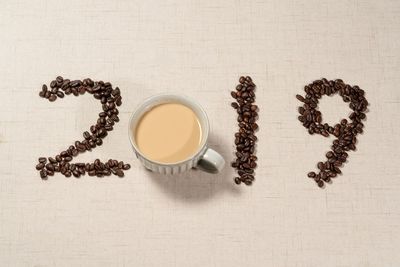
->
[35,76,130,180]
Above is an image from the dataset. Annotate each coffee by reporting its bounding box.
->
[134,103,202,164]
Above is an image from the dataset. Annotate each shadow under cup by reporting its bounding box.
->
[128,94,216,174]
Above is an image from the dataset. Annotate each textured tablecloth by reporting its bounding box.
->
[1,0,399,266]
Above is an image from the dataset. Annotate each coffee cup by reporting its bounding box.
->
[128,94,225,174]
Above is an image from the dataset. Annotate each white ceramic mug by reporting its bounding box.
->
[128,94,225,174]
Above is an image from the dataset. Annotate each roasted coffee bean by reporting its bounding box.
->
[107,159,114,167]
[75,163,85,168]
[40,170,48,179]
[231,102,239,109]
[87,140,95,148]
[61,79,70,88]
[49,94,57,102]
[83,131,91,140]
[69,164,76,171]
[115,169,124,177]
[246,174,255,181]
[78,86,86,94]
[118,161,123,169]
[111,115,119,122]
[50,80,57,88]
[84,163,90,171]
[296,78,368,188]
[334,167,342,174]
[45,163,55,171]
[122,164,131,170]
[307,172,316,178]
[234,177,241,184]
[317,162,325,171]
[106,118,114,125]
[36,163,45,170]
[72,149,79,156]
[39,157,47,163]
[70,80,81,87]
[77,144,86,152]
[326,151,334,158]
[84,142,91,150]
[72,88,79,96]
[108,102,115,110]
[94,159,100,166]
[72,170,80,178]
[95,138,103,146]
[244,179,252,185]
[90,125,97,134]
[56,91,64,98]
[111,87,120,96]
[296,94,305,102]
[56,76,63,83]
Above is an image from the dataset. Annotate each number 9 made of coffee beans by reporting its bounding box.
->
[296,78,368,188]
[35,76,130,180]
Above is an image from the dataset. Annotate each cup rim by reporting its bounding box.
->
[128,93,210,166]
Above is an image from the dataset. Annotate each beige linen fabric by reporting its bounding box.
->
[0,0,399,266]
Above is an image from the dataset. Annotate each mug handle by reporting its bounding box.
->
[197,148,225,173]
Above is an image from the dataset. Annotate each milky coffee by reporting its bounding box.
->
[134,103,202,164]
